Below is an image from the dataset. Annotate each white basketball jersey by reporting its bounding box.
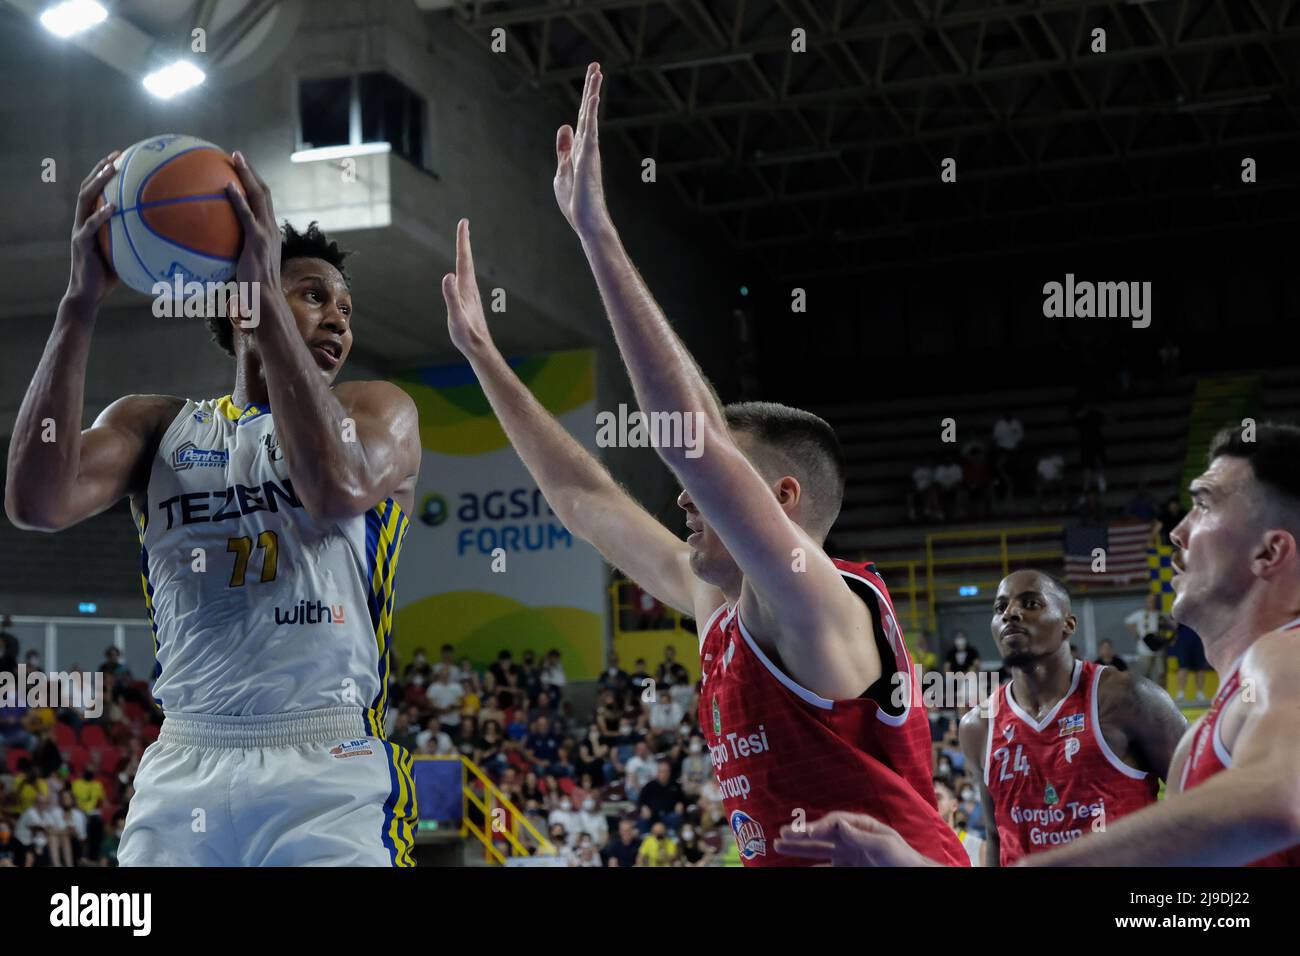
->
[133,396,408,732]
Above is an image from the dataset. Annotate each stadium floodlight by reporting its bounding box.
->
[39,0,108,38]
[142,61,206,99]
[290,142,393,163]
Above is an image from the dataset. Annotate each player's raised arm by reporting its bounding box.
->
[959,708,1000,867]
[1022,628,1300,867]
[5,151,180,532]
[554,63,876,698]
[440,219,716,619]
[223,152,420,520]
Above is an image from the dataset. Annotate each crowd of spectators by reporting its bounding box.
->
[1,623,151,867]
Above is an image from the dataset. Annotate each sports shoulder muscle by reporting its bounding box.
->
[331,379,421,511]
[85,393,185,511]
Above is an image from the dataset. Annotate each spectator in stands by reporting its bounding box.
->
[389,709,419,752]
[519,771,545,810]
[23,648,42,672]
[1172,624,1210,705]
[99,646,129,678]
[679,733,711,801]
[528,691,560,729]
[654,646,680,687]
[477,681,506,727]
[402,647,434,687]
[1077,486,1107,525]
[519,649,543,703]
[633,584,666,630]
[489,650,523,702]
[438,644,463,682]
[935,779,982,866]
[698,774,725,830]
[572,831,601,867]
[637,760,685,830]
[425,665,465,736]
[961,440,994,519]
[912,628,939,672]
[623,741,657,800]
[51,788,86,866]
[597,653,629,705]
[602,817,642,867]
[30,726,62,778]
[524,716,564,775]
[577,724,609,784]
[70,767,105,862]
[907,458,941,523]
[1073,403,1108,495]
[540,649,566,699]
[1158,495,1186,546]
[1036,451,1066,512]
[0,702,35,752]
[943,632,980,674]
[98,811,126,866]
[0,822,17,867]
[1095,639,1128,672]
[934,455,963,520]
[1126,593,1170,685]
[991,411,1024,503]
[23,826,52,867]
[678,825,712,866]
[548,795,581,845]
[636,820,679,867]
[575,794,608,847]
[15,790,57,861]
[647,686,687,744]
[628,658,652,699]
[474,719,507,774]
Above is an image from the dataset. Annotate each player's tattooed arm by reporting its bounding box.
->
[441,219,719,618]
[554,63,877,700]
[224,153,419,520]
[1097,668,1187,780]
[959,708,1000,867]
[1022,630,1300,867]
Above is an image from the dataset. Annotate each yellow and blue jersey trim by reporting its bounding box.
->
[380,740,417,867]
[134,509,164,708]
[365,498,409,737]
[215,394,272,426]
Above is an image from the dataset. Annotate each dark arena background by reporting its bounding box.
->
[1,0,1298,930]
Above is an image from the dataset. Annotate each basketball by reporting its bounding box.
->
[95,134,244,294]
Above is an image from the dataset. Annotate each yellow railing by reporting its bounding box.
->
[415,755,556,865]
[925,524,1065,630]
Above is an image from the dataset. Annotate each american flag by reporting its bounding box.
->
[1063,520,1151,587]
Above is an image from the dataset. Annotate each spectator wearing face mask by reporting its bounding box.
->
[51,789,86,866]
[677,824,712,866]
[944,632,980,674]
[934,780,983,867]
[574,794,609,846]
[403,647,434,687]
[548,796,582,846]
[571,831,601,867]
[24,827,53,868]
[598,654,630,706]
[71,767,106,861]
[636,821,679,867]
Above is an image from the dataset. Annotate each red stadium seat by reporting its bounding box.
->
[140,723,160,743]
[80,724,109,749]
[52,721,78,749]
[63,744,90,776]
[93,745,124,774]
[5,748,31,773]
[121,700,144,722]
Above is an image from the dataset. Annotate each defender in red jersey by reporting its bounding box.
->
[777,425,1300,867]
[964,570,1184,865]
[442,62,962,867]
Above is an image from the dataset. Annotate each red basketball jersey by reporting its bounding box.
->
[985,659,1158,865]
[698,558,968,867]
[1179,623,1300,867]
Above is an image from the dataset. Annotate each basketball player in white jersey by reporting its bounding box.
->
[776,423,1300,866]
[5,150,422,866]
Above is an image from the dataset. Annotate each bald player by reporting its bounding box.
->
[776,423,1300,866]
[961,569,1185,865]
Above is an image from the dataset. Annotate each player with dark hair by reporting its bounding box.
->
[440,63,966,867]
[958,569,1184,865]
[776,423,1300,867]
[5,150,421,865]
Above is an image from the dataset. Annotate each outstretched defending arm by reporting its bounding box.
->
[441,219,719,620]
[553,63,877,699]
